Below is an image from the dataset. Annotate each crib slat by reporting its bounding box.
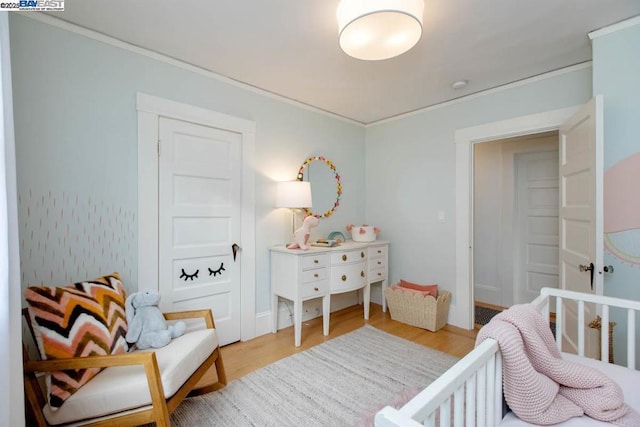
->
[477,365,486,427]
[578,300,585,357]
[556,297,563,352]
[494,350,503,426]
[486,354,495,426]
[466,373,476,427]
[453,387,464,427]
[440,397,450,427]
[602,305,610,363]
[629,309,636,370]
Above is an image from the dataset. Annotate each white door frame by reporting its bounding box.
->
[137,93,256,341]
[454,105,581,330]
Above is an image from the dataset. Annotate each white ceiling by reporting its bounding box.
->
[45,1,640,124]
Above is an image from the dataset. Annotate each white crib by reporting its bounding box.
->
[375,287,640,427]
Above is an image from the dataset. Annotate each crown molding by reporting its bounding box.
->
[366,62,592,127]
[15,12,364,127]
[589,15,640,40]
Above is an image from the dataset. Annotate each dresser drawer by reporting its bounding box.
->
[368,257,386,271]
[301,268,328,284]
[330,263,367,293]
[330,249,367,265]
[301,280,328,298]
[369,267,386,283]
[368,245,387,259]
[301,254,328,270]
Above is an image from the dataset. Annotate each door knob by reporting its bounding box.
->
[232,243,241,262]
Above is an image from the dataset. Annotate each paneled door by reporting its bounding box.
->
[514,150,559,305]
[158,117,242,346]
[559,96,603,358]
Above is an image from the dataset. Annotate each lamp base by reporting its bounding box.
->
[290,210,297,236]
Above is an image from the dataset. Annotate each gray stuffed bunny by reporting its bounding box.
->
[125,290,186,349]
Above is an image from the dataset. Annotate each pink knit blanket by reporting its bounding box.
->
[476,304,640,426]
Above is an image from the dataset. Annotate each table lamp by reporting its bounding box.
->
[276,181,313,236]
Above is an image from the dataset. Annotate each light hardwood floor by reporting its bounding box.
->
[219,303,477,382]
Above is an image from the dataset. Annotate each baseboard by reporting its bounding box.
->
[254,292,360,339]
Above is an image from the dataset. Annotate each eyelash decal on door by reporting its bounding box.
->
[208,263,225,277]
[179,269,199,281]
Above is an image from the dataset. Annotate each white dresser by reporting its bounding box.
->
[270,240,389,346]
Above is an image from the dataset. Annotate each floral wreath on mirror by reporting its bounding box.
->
[296,156,342,218]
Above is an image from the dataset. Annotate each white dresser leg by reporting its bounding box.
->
[294,300,302,347]
[272,294,279,333]
[382,280,387,312]
[323,295,330,336]
[364,283,371,320]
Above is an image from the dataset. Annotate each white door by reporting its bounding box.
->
[558,96,603,357]
[158,117,242,346]
[514,150,559,305]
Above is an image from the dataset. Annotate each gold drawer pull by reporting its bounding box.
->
[377,272,382,276]
[377,261,381,265]
[314,273,319,278]
[361,251,365,258]
[341,274,347,281]
[377,250,382,254]
[342,254,347,261]
[361,271,365,277]
[314,259,319,264]
[314,287,319,291]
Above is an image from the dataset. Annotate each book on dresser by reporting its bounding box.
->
[309,239,339,248]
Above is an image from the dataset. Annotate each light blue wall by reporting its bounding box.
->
[365,67,592,308]
[9,14,366,313]
[592,18,640,367]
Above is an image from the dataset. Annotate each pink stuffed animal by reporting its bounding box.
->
[287,215,319,250]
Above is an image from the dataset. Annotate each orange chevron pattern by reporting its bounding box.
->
[25,273,128,408]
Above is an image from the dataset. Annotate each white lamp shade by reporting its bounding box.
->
[276,181,313,208]
[337,0,424,61]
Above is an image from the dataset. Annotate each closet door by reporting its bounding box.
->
[158,117,242,346]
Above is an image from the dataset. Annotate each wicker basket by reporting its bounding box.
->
[384,287,451,332]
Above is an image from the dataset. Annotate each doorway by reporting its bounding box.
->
[454,100,603,331]
[452,105,581,330]
[473,132,559,325]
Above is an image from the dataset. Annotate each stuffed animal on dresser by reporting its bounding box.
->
[125,290,186,349]
[287,215,319,250]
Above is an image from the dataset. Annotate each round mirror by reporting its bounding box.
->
[296,156,342,218]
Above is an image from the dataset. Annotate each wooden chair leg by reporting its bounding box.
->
[24,388,48,427]
[189,349,227,396]
[215,350,227,387]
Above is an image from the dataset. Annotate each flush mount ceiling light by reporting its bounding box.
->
[337,0,424,61]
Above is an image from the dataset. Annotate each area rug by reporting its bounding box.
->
[170,325,459,426]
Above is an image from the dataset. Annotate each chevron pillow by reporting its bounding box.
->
[24,273,128,409]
